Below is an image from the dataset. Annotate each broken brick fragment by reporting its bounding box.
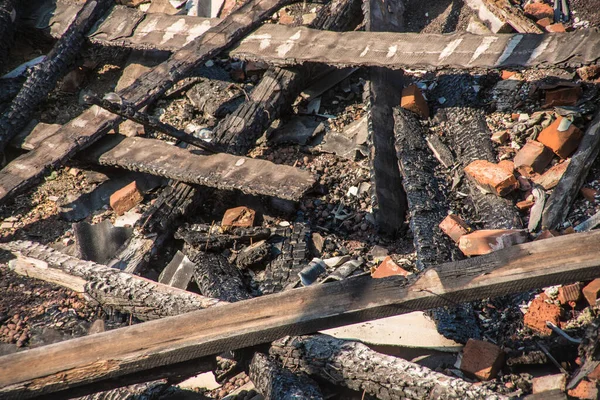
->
[279,9,295,25]
[523,295,561,335]
[536,17,552,28]
[464,160,518,196]
[222,206,256,228]
[578,65,600,81]
[532,374,567,394]
[532,160,570,190]
[400,84,429,119]
[543,86,582,108]
[546,23,566,33]
[516,199,534,211]
[371,256,410,278]
[524,3,554,20]
[458,229,528,256]
[537,117,582,159]
[460,339,504,381]
[557,283,582,305]
[502,70,517,80]
[568,380,599,399]
[491,130,509,144]
[582,278,600,307]
[513,140,553,175]
[439,214,470,243]
[581,187,598,203]
[110,182,143,216]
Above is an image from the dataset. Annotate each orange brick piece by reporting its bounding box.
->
[513,140,553,175]
[523,295,561,335]
[501,70,516,80]
[536,17,552,28]
[582,278,600,307]
[222,206,255,228]
[464,160,518,196]
[460,339,504,381]
[546,23,566,33]
[537,117,583,159]
[110,182,143,216]
[532,160,570,190]
[400,84,429,119]
[524,3,554,20]
[581,187,598,202]
[544,86,582,108]
[371,256,411,278]
[568,380,599,399]
[439,214,470,243]
[557,283,582,305]
[458,229,528,256]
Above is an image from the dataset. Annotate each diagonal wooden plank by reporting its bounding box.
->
[0,0,292,206]
[2,230,600,398]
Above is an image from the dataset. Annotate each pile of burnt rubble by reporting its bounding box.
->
[3,0,600,399]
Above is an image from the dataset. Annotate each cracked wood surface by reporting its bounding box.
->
[3,231,600,398]
[83,136,315,201]
[0,0,292,206]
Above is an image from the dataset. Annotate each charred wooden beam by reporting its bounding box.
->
[1,241,226,321]
[249,353,324,400]
[4,231,600,398]
[363,0,407,237]
[542,112,600,230]
[269,335,506,399]
[83,135,315,201]
[176,223,272,251]
[189,251,252,303]
[0,0,293,206]
[0,0,113,153]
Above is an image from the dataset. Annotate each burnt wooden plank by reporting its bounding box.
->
[84,136,315,201]
[363,0,407,236]
[542,112,600,230]
[3,230,600,398]
[0,0,293,206]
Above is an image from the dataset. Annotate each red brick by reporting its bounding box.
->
[523,296,561,335]
[532,374,567,393]
[557,283,582,305]
[110,182,143,216]
[568,380,599,399]
[537,117,582,158]
[222,206,255,228]
[279,9,294,25]
[491,130,510,144]
[582,278,600,307]
[532,160,570,190]
[524,3,554,20]
[513,140,553,175]
[581,187,598,203]
[371,256,411,278]
[536,17,552,28]
[460,339,504,381]
[516,199,534,211]
[546,23,566,33]
[464,160,518,196]
[439,214,470,243]
[578,65,600,81]
[400,84,429,119]
[502,70,517,80]
[543,86,582,108]
[458,229,528,256]
[587,363,600,381]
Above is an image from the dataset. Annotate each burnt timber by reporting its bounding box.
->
[3,231,600,398]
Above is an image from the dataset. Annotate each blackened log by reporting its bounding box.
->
[0,0,15,71]
[260,223,309,294]
[175,223,271,251]
[269,335,507,400]
[189,251,252,302]
[1,240,226,321]
[236,240,271,269]
[0,0,113,153]
[249,353,323,400]
[542,112,600,230]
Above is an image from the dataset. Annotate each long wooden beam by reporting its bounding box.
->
[3,231,600,398]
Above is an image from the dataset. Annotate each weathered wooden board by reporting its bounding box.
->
[84,136,315,201]
[465,0,543,33]
[3,230,600,398]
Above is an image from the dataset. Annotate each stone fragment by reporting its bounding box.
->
[110,182,143,216]
[302,13,316,25]
[537,117,582,159]
[464,160,518,196]
[513,140,553,175]
[532,374,567,393]
[546,23,566,33]
[222,206,255,228]
[524,3,554,20]
[557,283,582,305]
[582,278,600,306]
[439,214,470,243]
[491,130,509,144]
[568,380,599,399]
[581,187,598,202]
[532,160,570,190]
[543,86,582,108]
[458,229,528,256]
[523,295,561,335]
[400,84,429,119]
[460,339,504,381]
[371,256,410,278]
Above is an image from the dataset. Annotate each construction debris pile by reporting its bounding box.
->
[3,0,600,399]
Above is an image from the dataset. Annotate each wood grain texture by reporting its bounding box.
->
[3,231,600,398]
